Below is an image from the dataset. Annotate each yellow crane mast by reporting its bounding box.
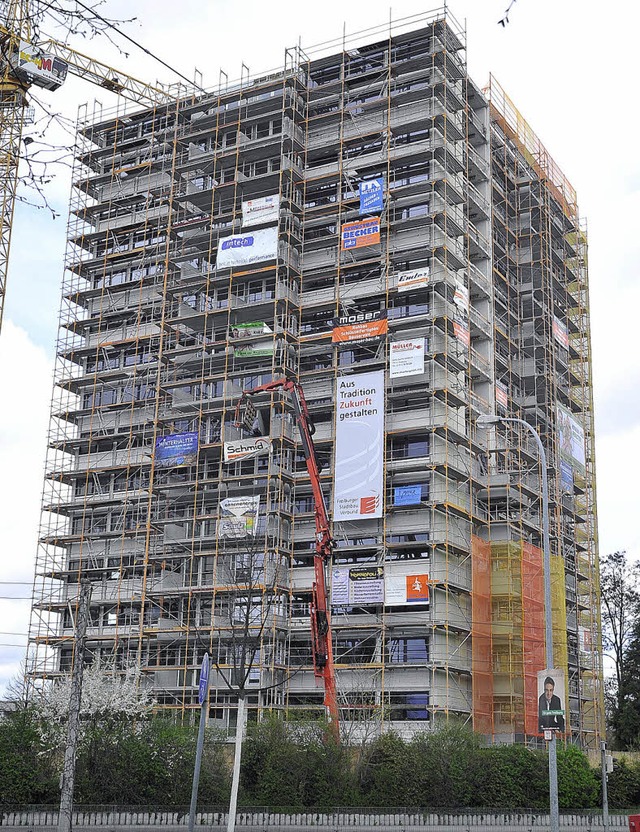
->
[0,0,178,334]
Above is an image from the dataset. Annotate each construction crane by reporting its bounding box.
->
[234,378,340,737]
[0,1,180,334]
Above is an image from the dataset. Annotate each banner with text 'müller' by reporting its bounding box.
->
[333,370,384,521]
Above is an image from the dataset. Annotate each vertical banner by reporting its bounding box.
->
[579,626,593,653]
[453,318,470,347]
[560,460,574,493]
[333,370,385,520]
[359,179,384,214]
[496,382,509,411]
[557,404,586,474]
[453,281,469,314]
[553,316,569,350]
[537,668,566,735]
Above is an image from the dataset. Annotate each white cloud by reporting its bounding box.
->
[595,425,640,564]
[0,322,53,693]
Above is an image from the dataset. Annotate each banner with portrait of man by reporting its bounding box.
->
[537,668,566,736]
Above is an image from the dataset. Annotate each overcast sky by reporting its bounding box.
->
[1,0,637,693]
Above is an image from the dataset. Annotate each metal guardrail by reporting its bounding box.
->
[0,807,631,828]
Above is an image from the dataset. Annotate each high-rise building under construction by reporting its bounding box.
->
[27,8,604,747]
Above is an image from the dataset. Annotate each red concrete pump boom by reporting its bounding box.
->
[234,377,339,737]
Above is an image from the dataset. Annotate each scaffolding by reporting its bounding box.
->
[479,76,603,748]
[26,9,602,745]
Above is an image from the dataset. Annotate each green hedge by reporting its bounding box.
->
[2,710,639,812]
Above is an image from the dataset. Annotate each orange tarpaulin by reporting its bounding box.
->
[472,535,493,736]
[522,542,545,736]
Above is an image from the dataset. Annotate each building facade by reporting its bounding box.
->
[27,9,603,747]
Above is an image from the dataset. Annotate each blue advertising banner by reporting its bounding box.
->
[155,432,199,468]
[560,460,574,493]
[359,178,384,214]
[394,485,422,506]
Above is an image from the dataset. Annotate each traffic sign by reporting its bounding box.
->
[198,653,210,705]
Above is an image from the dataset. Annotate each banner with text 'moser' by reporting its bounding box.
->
[333,370,384,521]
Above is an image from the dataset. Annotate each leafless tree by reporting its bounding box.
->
[2,0,139,213]
[209,520,289,832]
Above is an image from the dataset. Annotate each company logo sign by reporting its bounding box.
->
[359,495,380,514]
[394,485,422,506]
[406,574,430,603]
[222,235,254,250]
[223,437,271,463]
[396,267,430,293]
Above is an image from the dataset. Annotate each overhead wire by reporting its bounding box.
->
[40,0,206,93]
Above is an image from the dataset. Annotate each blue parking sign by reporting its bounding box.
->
[198,654,210,705]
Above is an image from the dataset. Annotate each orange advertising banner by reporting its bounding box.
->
[332,310,388,344]
[341,217,381,250]
[405,574,430,603]
[332,317,388,344]
[453,319,470,347]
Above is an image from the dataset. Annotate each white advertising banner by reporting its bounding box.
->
[223,436,271,463]
[216,226,278,269]
[218,495,260,538]
[389,338,425,378]
[331,565,384,606]
[396,267,430,293]
[453,281,469,314]
[242,194,280,227]
[384,568,430,606]
[333,370,385,521]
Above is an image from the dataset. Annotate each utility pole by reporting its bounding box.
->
[601,740,609,832]
[58,579,91,832]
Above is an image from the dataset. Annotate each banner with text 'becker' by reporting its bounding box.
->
[333,370,384,521]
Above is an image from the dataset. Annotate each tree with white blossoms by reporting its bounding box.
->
[35,661,154,753]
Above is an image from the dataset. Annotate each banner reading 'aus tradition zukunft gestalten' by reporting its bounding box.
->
[333,370,384,521]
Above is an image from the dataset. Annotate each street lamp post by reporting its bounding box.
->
[476,413,559,832]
